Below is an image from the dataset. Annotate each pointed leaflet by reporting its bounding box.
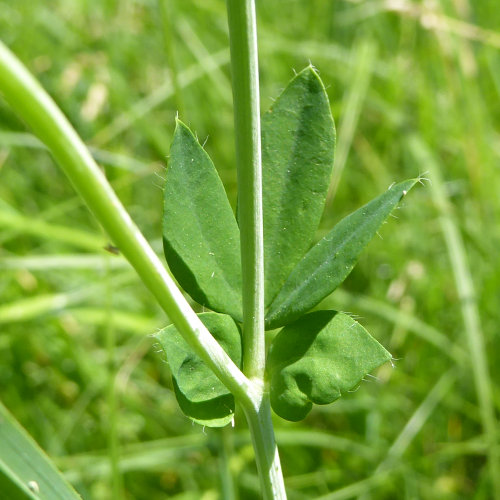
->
[262,67,335,307]
[0,401,82,499]
[266,179,417,328]
[155,312,242,427]
[267,310,391,421]
[163,121,242,320]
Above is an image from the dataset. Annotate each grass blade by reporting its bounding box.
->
[408,135,500,499]
[0,401,81,500]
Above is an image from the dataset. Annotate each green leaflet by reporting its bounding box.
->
[155,312,242,427]
[266,179,417,328]
[0,401,82,500]
[163,120,242,320]
[267,310,391,421]
[262,66,335,306]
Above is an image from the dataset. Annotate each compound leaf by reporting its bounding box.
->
[155,312,242,427]
[262,66,335,307]
[163,120,242,320]
[267,310,391,421]
[0,401,82,500]
[266,179,417,328]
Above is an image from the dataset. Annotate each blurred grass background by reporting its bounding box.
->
[1,0,499,498]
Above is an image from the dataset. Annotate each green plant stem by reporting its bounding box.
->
[226,2,286,498]
[226,0,265,381]
[242,396,286,499]
[0,39,253,407]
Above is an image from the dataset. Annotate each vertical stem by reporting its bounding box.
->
[226,0,265,381]
[0,10,287,498]
[226,2,286,498]
[243,396,287,500]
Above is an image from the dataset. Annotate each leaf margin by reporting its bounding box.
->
[154,311,242,427]
[262,65,336,307]
[265,179,418,329]
[162,119,243,321]
[267,309,392,421]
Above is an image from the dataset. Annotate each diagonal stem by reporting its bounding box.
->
[0,39,253,407]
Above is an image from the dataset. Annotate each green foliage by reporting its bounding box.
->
[5,0,498,497]
[265,179,417,328]
[0,401,81,500]
[262,66,336,306]
[163,121,242,320]
[267,310,391,421]
[162,68,414,424]
[155,312,242,427]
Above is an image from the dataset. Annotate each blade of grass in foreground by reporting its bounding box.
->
[0,401,82,500]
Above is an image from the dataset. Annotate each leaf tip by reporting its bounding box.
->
[173,117,190,135]
[389,178,420,199]
[305,61,318,73]
[296,64,323,86]
[416,172,431,187]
